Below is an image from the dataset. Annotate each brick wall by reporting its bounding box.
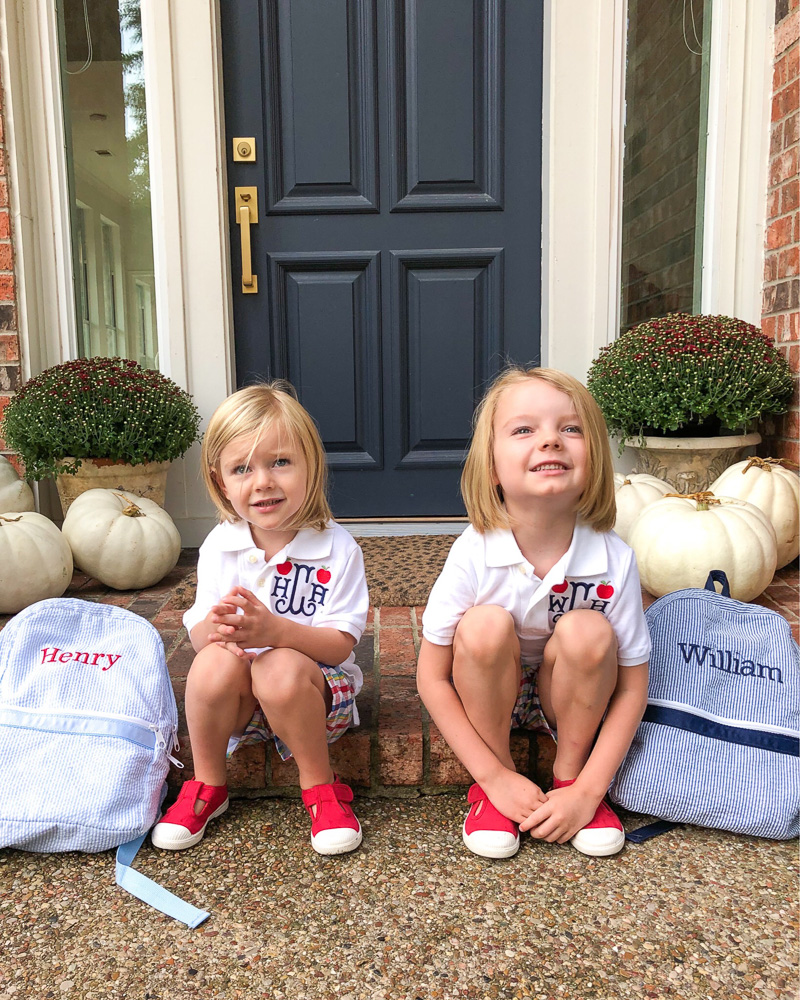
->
[762,0,799,461]
[0,59,21,471]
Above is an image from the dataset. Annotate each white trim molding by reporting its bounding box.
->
[701,0,774,324]
[542,0,628,382]
[139,0,235,544]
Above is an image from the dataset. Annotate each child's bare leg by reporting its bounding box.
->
[251,649,333,789]
[537,610,618,781]
[185,644,258,789]
[452,605,521,770]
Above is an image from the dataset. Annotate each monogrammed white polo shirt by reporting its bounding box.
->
[183,519,369,711]
[422,521,651,667]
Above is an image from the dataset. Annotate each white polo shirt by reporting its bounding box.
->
[422,521,651,667]
[183,519,369,716]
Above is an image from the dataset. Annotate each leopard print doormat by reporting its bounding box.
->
[356,534,458,607]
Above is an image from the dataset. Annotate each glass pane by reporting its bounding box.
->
[59,0,158,368]
[620,0,711,332]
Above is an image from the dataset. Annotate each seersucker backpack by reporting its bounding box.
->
[611,572,800,840]
[0,597,209,926]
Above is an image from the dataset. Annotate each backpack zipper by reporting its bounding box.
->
[0,703,182,764]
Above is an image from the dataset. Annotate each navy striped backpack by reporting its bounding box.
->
[611,572,800,840]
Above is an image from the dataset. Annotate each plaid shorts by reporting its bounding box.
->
[227,663,356,762]
[511,661,557,740]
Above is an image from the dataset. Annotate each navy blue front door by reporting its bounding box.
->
[221,0,542,517]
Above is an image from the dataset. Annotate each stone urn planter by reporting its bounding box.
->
[626,432,761,493]
[55,458,171,515]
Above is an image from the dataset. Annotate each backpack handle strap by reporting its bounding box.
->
[116,833,210,928]
[704,570,731,598]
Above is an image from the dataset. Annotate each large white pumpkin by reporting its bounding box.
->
[628,494,777,602]
[710,458,799,569]
[63,489,181,591]
[0,511,73,613]
[613,472,672,543]
[0,456,34,513]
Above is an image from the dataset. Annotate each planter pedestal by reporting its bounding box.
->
[56,459,170,515]
[627,433,761,493]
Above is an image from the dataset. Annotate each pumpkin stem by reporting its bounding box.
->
[664,490,720,511]
[0,514,23,525]
[112,491,145,518]
[743,456,799,474]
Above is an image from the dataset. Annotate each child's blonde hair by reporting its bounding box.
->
[201,381,331,531]
[461,366,616,534]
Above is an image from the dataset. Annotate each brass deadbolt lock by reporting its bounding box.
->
[233,138,256,162]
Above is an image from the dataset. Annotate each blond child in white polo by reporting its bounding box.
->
[418,367,651,859]
[152,382,369,856]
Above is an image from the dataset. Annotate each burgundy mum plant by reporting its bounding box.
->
[587,313,793,446]
[1,357,201,481]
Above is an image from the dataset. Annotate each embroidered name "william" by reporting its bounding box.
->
[40,647,122,671]
[678,642,783,684]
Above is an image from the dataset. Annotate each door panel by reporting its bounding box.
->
[389,0,503,210]
[390,248,503,468]
[263,0,379,213]
[221,0,542,517]
[267,251,382,469]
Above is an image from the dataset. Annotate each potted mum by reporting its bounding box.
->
[1,357,201,512]
[587,313,793,492]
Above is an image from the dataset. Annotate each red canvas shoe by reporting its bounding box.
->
[150,780,229,851]
[301,778,362,855]
[552,777,625,856]
[462,784,520,859]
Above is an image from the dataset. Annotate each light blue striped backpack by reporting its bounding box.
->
[0,598,209,926]
[611,572,800,840]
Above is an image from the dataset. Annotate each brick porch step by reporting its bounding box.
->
[166,603,556,798]
[2,550,796,799]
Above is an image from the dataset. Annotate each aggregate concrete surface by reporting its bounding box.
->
[2,795,797,1000]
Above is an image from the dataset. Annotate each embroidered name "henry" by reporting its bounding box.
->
[40,647,122,671]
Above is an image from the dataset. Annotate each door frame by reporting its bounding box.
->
[1,0,774,543]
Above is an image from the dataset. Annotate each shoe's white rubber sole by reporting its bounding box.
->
[569,826,625,857]
[310,823,363,856]
[151,798,229,851]
[462,822,520,859]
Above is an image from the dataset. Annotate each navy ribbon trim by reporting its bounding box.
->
[643,704,799,758]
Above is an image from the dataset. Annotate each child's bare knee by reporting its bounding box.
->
[454,605,516,665]
[186,646,252,713]
[189,644,250,690]
[551,610,617,666]
[252,649,317,710]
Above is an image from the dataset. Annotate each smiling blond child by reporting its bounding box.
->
[152,382,368,856]
[417,367,651,859]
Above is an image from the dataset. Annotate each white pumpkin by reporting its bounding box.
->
[628,493,777,602]
[710,458,799,569]
[613,472,672,543]
[0,511,73,613]
[0,456,34,513]
[62,489,181,591]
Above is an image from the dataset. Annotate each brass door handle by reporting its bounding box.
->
[235,187,258,294]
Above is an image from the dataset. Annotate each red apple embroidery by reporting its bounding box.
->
[597,581,614,599]
[316,566,331,584]
[551,581,568,593]
[276,560,292,575]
